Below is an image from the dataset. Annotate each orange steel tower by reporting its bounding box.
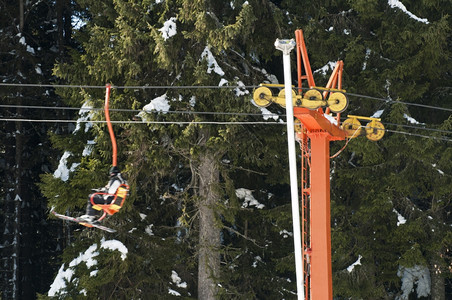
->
[294,29,346,300]
[254,29,348,299]
[254,29,384,299]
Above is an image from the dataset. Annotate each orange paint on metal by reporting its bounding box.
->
[308,133,333,300]
[295,30,315,91]
[324,61,343,116]
[323,63,340,99]
[294,107,346,140]
[104,84,117,167]
[294,29,346,299]
[299,131,311,299]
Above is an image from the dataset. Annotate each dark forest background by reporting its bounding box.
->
[0,0,451,299]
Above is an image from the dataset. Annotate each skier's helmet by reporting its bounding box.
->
[109,166,120,177]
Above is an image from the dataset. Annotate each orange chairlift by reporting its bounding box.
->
[90,84,129,222]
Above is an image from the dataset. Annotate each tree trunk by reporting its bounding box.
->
[13,120,23,300]
[56,0,72,54]
[2,116,23,300]
[19,0,24,31]
[197,150,221,300]
[430,251,445,300]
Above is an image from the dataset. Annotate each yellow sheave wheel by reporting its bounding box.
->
[366,121,385,141]
[327,92,348,113]
[277,88,297,107]
[303,89,323,101]
[342,118,362,138]
[302,89,323,110]
[253,86,272,107]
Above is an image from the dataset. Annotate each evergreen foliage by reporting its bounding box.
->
[0,0,450,299]
[0,0,73,298]
[39,0,296,298]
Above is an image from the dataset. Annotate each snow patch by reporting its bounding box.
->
[70,244,99,268]
[396,265,431,299]
[48,239,128,297]
[53,152,80,182]
[233,80,249,97]
[261,68,278,84]
[18,35,36,54]
[145,224,154,236]
[385,80,392,101]
[100,239,128,260]
[252,256,263,268]
[74,101,94,133]
[314,61,337,76]
[388,0,429,24]
[219,78,228,86]
[171,183,183,192]
[168,288,181,296]
[403,114,424,125]
[236,188,265,209]
[201,46,225,76]
[279,229,293,239]
[393,209,407,226]
[171,270,187,288]
[48,265,74,297]
[346,255,362,272]
[255,106,279,121]
[323,114,338,125]
[189,96,196,107]
[371,109,384,118]
[432,164,444,175]
[362,49,371,70]
[159,17,177,40]
[142,94,171,113]
[82,140,95,157]
[26,45,35,54]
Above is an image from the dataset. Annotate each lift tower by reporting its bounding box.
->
[294,29,346,300]
[254,29,348,298]
[254,29,384,299]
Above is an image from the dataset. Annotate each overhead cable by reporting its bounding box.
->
[2,103,451,136]
[2,118,452,143]
[0,118,283,125]
[3,106,452,137]
[384,129,452,142]
[1,82,452,114]
[0,104,273,117]
[0,82,256,90]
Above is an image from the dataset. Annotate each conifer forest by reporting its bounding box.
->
[1,0,452,299]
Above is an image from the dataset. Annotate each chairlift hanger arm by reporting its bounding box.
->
[105,84,117,167]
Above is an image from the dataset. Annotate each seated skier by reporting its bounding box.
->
[79,166,127,223]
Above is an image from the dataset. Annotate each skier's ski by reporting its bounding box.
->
[52,211,116,233]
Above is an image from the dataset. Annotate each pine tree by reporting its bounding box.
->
[0,0,75,298]
[39,0,452,299]
[280,0,452,298]
[40,0,299,298]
